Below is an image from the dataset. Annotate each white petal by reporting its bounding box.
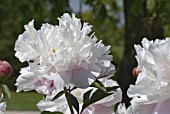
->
[152,98,170,114]
[71,68,96,88]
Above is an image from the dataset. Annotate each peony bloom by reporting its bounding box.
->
[37,79,122,114]
[14,13,115,94]
[0,61,12,81]
[127,38,170,114]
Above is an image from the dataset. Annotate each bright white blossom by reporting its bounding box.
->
[15,13,115,94]
[37,79,122,114]
[127,38,170,114]
[0,102,6,114]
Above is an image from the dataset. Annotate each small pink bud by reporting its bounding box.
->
[0,61,13,81]
[132,67,141,78]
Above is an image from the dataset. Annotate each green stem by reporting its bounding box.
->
[64,87,74,114]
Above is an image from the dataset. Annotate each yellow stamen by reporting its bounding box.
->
[52,48,56,53]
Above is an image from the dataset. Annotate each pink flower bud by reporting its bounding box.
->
[132,67,141,78]
[0,61,13,81]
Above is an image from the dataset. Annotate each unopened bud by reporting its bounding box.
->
[0,61,13,81]
[132,67,141,78]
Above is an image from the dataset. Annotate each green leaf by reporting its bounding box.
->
[83,89,93,103]
[40,111,63,114]
[68,93,79,114]
[81,89,112,113]
[52,91,64,101]
[90,79,106,92]
[0,83,10,101]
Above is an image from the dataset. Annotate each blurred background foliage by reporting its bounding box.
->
[0,0,170,110]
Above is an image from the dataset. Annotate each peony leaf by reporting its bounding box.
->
[68,93,79,114]
[0,83,10,101]
[81,88,112,113]
[52,91,64,101]
[83,89,93,103]
[90,79,106,92]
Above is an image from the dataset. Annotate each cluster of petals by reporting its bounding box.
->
[127,38,170,114]
[37,79,125,114]
[14,13,115,95]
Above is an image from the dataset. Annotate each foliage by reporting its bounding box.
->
[7,92,42,111]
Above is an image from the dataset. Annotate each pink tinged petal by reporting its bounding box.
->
[81,106,95,114]
[34,78,54,95]
[92,104,114,114]
[131,103,157,114]
[71,68,96,88]
[153,98,170,114]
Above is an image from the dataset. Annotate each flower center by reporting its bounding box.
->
[52,48,56,53]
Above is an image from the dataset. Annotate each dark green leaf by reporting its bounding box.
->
[81,89,112,113]
[83,89,93,103]
[68,93,79,114]
[90,79,106,92]
[52,91,64,101]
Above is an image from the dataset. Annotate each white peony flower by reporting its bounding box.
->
[14,13,115,93]
[0,102,6,114]
[127,38,170,114]
[37,79,122,114]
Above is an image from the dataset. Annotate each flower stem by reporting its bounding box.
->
[64,87,74,114]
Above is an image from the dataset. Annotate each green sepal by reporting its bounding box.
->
[0,83,10,101]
